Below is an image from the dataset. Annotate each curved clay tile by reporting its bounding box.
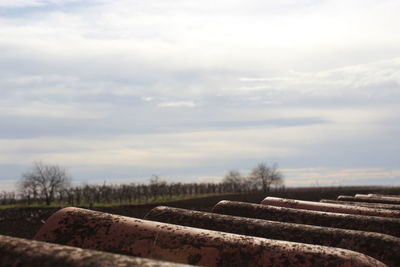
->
[0,234,190,267]
[33,207,385,267]
[212,200,400,237]
[145,206,399,266]
[261,197,400,218]
[339,195,400,204]
[320,199,400,211]
[368,194,400,199]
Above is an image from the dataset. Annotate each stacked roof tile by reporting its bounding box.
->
[2,193,400,266]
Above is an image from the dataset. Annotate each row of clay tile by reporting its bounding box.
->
[320,199,400,210]
[261,196,400,218]
[213,200,400,238]
[144,205,400,266]
[338,194,400,204]
[256,194,400,266]
[5,192,399,266]
[32,206,386,267]
[0,234,189,267]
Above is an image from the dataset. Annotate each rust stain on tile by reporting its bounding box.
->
[261,197,400,218]
[33,207,385,266]
[320,199,400,211]
[145,206,399,266]
[212,200,400,238]
[0,234,190,266]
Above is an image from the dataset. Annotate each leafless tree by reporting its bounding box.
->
[223,170,243,192]
[223,170,242,183]
[19,162,71,205]
[149,175,167,199]
[0,191,16,205]
[251,163,283,193]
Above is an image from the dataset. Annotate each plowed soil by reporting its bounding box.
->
[1,188,395,239]
[0,193,267,239]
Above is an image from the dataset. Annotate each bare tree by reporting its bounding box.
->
[223,170,243,193]
[223,170,242,184]
[149,175,167,199]
[19,162,71,205]
[251,163,283,193]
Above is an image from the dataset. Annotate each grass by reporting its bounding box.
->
[92,193,233,207]
[2,185,400,210]
[0,193,232,210]
[0,203,70,210]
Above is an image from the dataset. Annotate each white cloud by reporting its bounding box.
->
[158,101,197,108]
[0,0,43,8]
[236,58,400,105]
[0,179,18,192]
[0,0,399,187]
[0,101,104,119]
[282,167,400,187]
[141,96,154,102]
[1,0,399,73]
[0,0,105,8]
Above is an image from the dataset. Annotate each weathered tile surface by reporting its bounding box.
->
[33,207,385,267]
[212,200,400,237]
[0,234,189,267]
[145,206,399,266]
[339,195,400,205]
[261,197,400,218]
[320,199,400,210]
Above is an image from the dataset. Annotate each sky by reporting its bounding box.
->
[1,0,400,191]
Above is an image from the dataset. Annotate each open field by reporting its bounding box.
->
[1,186,400,239]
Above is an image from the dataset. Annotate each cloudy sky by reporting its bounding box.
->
[1,0,400,191]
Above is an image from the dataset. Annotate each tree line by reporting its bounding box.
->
[0,162,284,206]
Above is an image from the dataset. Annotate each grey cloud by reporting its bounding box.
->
[1,0,399,188]
[0,116,100,139]
[236,58,400,107]
[0,164,28,182]
[0,114,329,139]
[178,117,329,130]
[0,0,104,17]
[279,127,400,170]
